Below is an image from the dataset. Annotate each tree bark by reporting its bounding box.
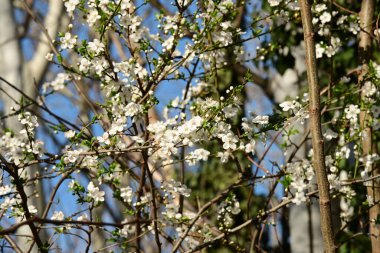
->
[23,0,64,94]
[0,0,23,129]
[0,1,64,251]
[358,1,380,252]
[299,0,336,252]
[0,2,32,251]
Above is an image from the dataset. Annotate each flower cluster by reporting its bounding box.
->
[0,0,379,251]
[284,160,315,205]
[217,194,241,229]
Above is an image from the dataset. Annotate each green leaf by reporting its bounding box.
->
[279,175,292,188]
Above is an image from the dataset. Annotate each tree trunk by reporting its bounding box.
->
[358,1,380,252]
[0,2,33,251]
[299,0,336,252]
[0,1,64,251]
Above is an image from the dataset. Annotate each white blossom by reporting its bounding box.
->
[319,12,331,24]
[366,195,374,206]
[324,128,338,141]
[64,0,80,15]
[28,205,38,214]
[279,100,300,112]
[221,133,238,150]
[51,211,65,220]
[64,130,76,139]
[245,140,256,154]
[97,132,111,145]
[193,148,210,161]
[344,104,360,123]
[0,185,12,196]
[45,53,54,61]
[120,219,136,237]
[362,81,377,97]
[252,115,269,125]
[60,32,77,49]
[124,102,142,117]
[315,4,327,12]
[315,43,325,58]
[79,58,91,73]
[162,36,175,52]
[87,182,105,203]
[120,187,133,203]
[87,9,101,26]
[77,213,88,221]
[292,191,307,205]
[1,197,16,211]
[268,0,281,7]
[88,39,105,55]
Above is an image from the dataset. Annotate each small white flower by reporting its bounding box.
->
[109,117,126,135]
[252,115,269,125]
[68,180,76,190]
[60,32,76,50]
[87,182,105,203]
[64,130,76,139]
[120,187,133,203]
[245,140,256,154]
[366,195,374,206]
[217,151,230,163]
[375,29,380,37]
[0,185,12,196]
[315,43,325,58]
[340,198,354,223]
[268,0,281,7]
[97,132,110,145]
[315,4,327,12]
[279,100,300,112]
[43,73,71,91]
[1,197,16,211]
[319,12,331,24]
[349,21,360,35]
[120,220,136,237]
[28,205,38,214]
[77,213,88,221]
[193,148,210,161]
[325,37,341,58]
[362,81,377,97]
[220,21,232,30]
[88,39,105,55]
[221,133,238,150]
[64,0,80,15]
[162,36,175,52]
[125,102,142,117]
[324,128,338,141]
[223,105,239,118]
[63,150,79,164]
[51,211,65,220]
[79,58,91,73]
[292,191,306,205]
[344,104,360,123]
[45,53,54,61]
[87,9,101,26]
